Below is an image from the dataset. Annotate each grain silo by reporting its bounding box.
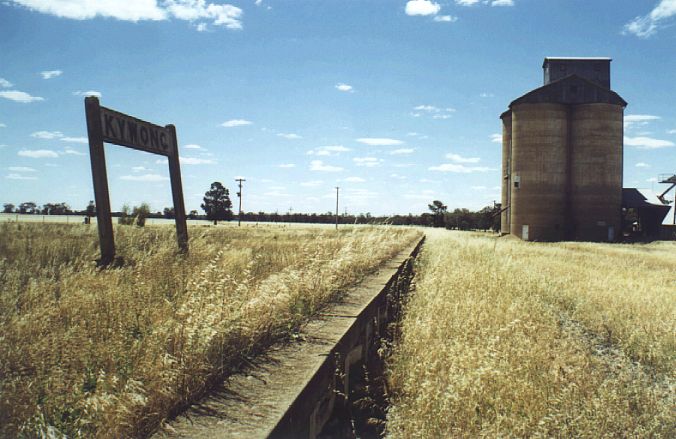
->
[500,57,627,242]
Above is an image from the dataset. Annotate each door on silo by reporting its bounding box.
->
[608,226,615,242]
[522,225,529,240]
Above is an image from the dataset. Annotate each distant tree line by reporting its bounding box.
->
[2,187,501,232]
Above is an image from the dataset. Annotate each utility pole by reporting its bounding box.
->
[235,178,245,226]
[335,186,339,230]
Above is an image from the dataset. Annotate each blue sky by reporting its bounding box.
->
[1,0,675,216]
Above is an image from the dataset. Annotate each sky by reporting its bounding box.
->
[1,0,676,216]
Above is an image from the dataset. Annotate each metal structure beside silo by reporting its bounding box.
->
[500,57,627,242]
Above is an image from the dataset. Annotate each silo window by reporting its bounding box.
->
[513,175,520,189]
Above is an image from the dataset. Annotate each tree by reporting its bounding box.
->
[163,207,175,219]
[428,200,447,227]
[3,203,15,213]
[41,202,70,215]
[188,210,198,219]
[18,202,38,214]
[132,203,150,226]
[118,203,150,226]
[118,204,133,225]
[201,182,233,224]
[86,200,96,217]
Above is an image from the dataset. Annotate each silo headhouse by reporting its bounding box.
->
[500,57,627,242]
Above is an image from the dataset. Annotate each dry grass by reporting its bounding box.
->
[387,229,675,438]
[0,222,420,438]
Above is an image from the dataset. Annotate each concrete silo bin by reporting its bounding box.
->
[500,112,512,235]
[510,103,569,241]
[570,103,624,241]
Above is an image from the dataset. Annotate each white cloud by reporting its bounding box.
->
[8,166,36,172]
[165,0,243,30]
[73,90,102,98]
[278,163,296,168]
[132,166,150,172]
[0,78,12,87]
[343,176,366,183]
[307,145,351,156]
[11,0,167,20]
[446,153,481,163]
[456,0,481,5]
[412,105,455,119]
[624,114,660,129]
[624,0,676,38]
[120,173,169,182]
[429,163,493,173]
[353,157,383,167]
[405,0,441,16]
[0,90,44,103]
[491,0,514,6]
[625,136,675,149]
[300,180,323,187]
[480,92,495,98]
[40,70,62,79]
[490,133,502,143]
[335,83,354,92]
[277,133,302,139]
[0,123,5,128]
[390,148,415,155]
[414,104,442,112]
[647,177,658,183]
[471,185,487,190]
[635,162,651,168]
[668,129,676,134]
[6,173,37,180]
[62,147,86,156]
[221,119,252,127]
[10,0,244,30]
[310,160,343,172]
[31,130,63,139]
[433,15,458,22]
[356,137,403,146]
[181,157,217,165]
[61,136,88,144]
[18,149,59,158]
[183,143,202,149]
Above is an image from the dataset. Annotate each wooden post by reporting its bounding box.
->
[167,124,189,254]
[335,186,339,230]
[85,97,115,265]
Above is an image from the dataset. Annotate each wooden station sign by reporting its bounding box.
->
[85,97,188,265]
[100,107,175,156]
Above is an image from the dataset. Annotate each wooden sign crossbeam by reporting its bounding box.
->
[85,97,188,265]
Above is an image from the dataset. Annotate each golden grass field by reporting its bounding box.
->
[386,229,675,438]
[0,222,420,438]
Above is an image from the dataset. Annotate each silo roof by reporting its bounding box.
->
[543,57,612,67]
[507,74,627,109]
